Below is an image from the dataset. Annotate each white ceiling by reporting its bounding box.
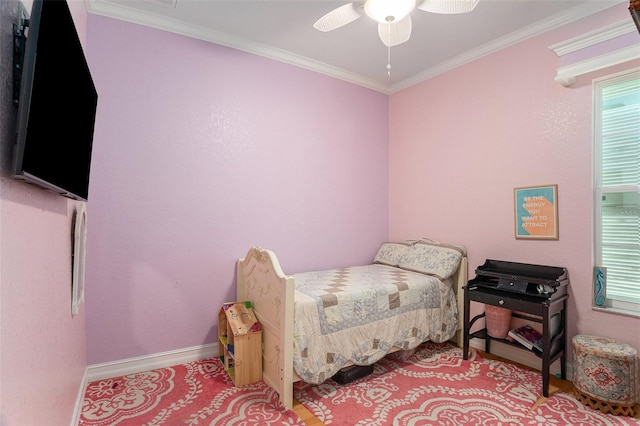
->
[86,0,626,93]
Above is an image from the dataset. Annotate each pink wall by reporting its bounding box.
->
[389,4,640,356]
[2,4,636,423]
[85,15,389,364]
[0,1,90,424]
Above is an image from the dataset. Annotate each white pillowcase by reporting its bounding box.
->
[374,239,465,280]
[373,242,412,267]
[398,240,465,279]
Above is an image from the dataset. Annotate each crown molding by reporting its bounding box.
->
[391,1,627,92]
[549,19,638,57]
[87,0,625,95]
[554,44,640,86]
[87,0,391,93]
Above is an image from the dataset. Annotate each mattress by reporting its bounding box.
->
[292,263,458,384]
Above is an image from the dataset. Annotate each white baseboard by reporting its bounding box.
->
[71,368,88,426]
[470,340,640,404]
[85,341,565,384]
[74,344,219,425]
[77,339,639,420]
[86,343,219,382]
[469,340,572,380]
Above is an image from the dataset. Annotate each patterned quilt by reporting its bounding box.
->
[292,264,458,384]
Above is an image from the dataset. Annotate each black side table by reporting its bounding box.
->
[463,283,568,397]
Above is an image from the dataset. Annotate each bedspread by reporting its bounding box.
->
[292,264,458,384]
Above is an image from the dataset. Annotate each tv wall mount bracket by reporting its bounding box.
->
[12,9,29,107]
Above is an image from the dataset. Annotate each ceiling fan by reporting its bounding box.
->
[313,0,480,47]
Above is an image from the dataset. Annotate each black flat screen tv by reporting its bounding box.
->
[13,0,98,201]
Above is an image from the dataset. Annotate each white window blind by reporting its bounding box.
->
[594,70,640,312]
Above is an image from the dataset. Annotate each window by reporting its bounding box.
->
[593,69,640,314]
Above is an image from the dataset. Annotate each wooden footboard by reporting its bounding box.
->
[237,245,468,410]
[237,247,295,409]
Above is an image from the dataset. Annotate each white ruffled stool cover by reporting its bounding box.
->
[572,334,637,416]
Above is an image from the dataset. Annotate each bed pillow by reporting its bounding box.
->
[398,240,465,279]
[373,242,412,267]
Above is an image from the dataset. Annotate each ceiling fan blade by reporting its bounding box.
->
[378,15,412,47]
[418,0,479,14]
[313,3,363,32]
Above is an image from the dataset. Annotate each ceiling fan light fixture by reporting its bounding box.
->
[365,0,416,23]
[418,0,479,15]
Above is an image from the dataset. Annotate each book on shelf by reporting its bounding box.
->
[507,325,543,352]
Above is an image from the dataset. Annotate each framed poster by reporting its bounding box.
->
[514,184,558,240]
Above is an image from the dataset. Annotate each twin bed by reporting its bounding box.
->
[236,239,468,409]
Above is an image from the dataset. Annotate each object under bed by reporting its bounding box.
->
[292,263,458,383]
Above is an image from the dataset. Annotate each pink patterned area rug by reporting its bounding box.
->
[294,341,544,425]
[531,392,640,425]
[79,358,303,425]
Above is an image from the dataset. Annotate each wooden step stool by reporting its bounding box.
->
[572,334,637,416]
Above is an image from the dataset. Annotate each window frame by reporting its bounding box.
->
[592,67,640,316]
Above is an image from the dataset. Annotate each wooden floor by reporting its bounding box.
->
[291,350,640,426]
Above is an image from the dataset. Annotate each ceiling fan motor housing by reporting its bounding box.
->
[364,0,416,23]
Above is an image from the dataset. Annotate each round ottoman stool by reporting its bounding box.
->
[572,334,637,416]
